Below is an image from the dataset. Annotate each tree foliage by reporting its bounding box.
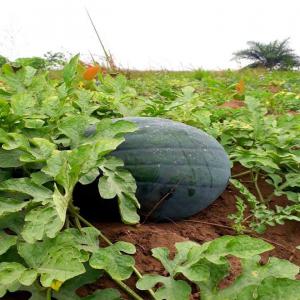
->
[233,39,300,69]
[44,51,67,69]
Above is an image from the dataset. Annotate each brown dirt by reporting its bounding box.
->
[288,110,300,115]
[82,164,300,299]
[3,165,300,300]
[268,84,281,94]
[219,99,245,109]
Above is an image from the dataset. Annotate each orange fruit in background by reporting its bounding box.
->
[83,65,101,80]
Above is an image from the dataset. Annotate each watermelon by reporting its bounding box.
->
[110,117,231,221]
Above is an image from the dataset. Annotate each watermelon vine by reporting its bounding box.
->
[1,56,300,299]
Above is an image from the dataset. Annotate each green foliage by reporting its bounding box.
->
[137,236,300,300]
[230,179,300,233]
[14,57,47,70]
[121,70,300,233]
[0,55,8,67]
[233,39,300,70]
[89,241,136,280]
[1,54,300,299]
[217,97,300,232]
[0,56,141,299]
[192,69,212,81]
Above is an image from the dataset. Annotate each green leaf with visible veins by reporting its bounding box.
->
[255,277,300,300]
[0,178,52,200]
[63,54,79,88]
[89,241,136,281]
[1,133,29,151]
[52,265,122,300]
[0,231,17,255]
[85,119,137,141]
[0,148,25,168]
[98,156,140,224]
[43,146,92,191]
[212,255,299,300]
[30,172,52,185]
[79,168,99,185]
[19,138,56,163]
[21,203,64,243]
[58,115,96,148]
[62,227,100,253]
[24,118,45,129]
[199,235,274,264]
[0,212,25,234]
[136,275,191,300]
[151,247,177,275]
[18,232,86,287]
[10,93,36,117]
[22,66,37,87]
[0,262,37,298]
[0,197,27,217]
[52,184,70,223]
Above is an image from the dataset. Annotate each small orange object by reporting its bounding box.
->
[83,65,101,80]
[236,79,245,94]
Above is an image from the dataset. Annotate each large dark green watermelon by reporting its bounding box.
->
[111,117,230,221]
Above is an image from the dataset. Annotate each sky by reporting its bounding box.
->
[0,0,300,70]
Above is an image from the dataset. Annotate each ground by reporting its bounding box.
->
[4,165,300,300]
[83,165,300,299]
[2,66,300,299]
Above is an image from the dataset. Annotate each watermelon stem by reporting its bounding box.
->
[253,171,265,202]
[69,205,112,245]
[46,288,51,300]
[69,205,158,300]
[232,170,251,178]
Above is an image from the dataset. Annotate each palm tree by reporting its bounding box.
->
[233,39,300,69]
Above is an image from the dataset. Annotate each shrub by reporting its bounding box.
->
[14,56,47,69]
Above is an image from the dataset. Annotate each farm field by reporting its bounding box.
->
[1,56,300,299]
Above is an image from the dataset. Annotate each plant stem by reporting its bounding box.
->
[65,215,70,229]
[70,207,112,245]
[69,209,142,299]
[68,205,157,299]
[232,170,251,178]
[243,214,253,222]
[184,219,234,230]
[85,8,115,71]
[132,267,157,299]
[266,180,289,203]
[74,216,83,231]
[113,278,143,300]
[254,171,264,202]
[46,288,51,300]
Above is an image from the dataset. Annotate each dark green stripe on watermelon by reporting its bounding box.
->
[110,117,230,221]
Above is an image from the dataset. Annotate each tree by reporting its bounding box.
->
[44,51,66,69]
[233,39,300,70]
